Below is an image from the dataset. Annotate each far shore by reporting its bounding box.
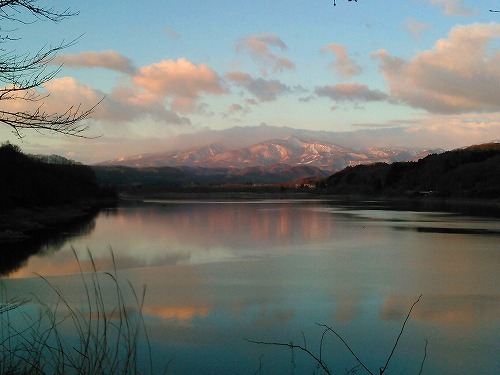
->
[118,190,500,216]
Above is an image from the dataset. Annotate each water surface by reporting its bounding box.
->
[1,199,499,374]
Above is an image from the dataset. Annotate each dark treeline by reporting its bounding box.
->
[326,143,500,198]
[0,143,116,210]
[92,164,328,187]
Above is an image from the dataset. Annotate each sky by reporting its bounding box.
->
[1,0,499,163]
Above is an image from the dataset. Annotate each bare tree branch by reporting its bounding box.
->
[244,338,332,374]
[245,295,424,375]
[0,1,98,138]
[379,294,422,374]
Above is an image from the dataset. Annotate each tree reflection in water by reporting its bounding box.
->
[0,210,100,276]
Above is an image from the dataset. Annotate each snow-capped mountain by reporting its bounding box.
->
[99,135,438,172]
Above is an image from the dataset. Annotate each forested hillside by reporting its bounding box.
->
[326,143,500,198]
[0,143,115,209]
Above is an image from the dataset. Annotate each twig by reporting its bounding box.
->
[317,323,373,374]
[245,295,423,375]
[418,339,428,375]
[379,295,422,374]
[244,339,331,374]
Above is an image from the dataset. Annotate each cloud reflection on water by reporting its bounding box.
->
[2,200,499,374]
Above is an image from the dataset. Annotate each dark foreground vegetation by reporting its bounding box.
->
[0,143,116,241]
[326,143,500,199]
[0,143,115,209]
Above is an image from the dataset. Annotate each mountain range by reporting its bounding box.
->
[99,130,441,172]
[95,126,446,185]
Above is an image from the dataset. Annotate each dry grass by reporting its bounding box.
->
[0,248,169,375]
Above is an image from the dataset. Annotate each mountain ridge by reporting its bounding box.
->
[98,131,440,172]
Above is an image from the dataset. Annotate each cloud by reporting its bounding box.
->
[235,33,295,74]
[348,112,500,149]
[106,86,190,124]
[405,18,431,41]
[5,55,228,126]
[373,23,500,114]
[133,58,226,114]
[225,71,252,85]
[53,51,136,74]
[228,103,248,114]
[226,70,292,101]
[315,83,388,102]
[321,43,362,78]
[429,0,476,17]
[3,76,190,127]
[164,26,180,39]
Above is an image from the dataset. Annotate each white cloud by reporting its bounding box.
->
[373,23,500,114]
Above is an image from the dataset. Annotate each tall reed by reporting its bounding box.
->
[0,248,168,375]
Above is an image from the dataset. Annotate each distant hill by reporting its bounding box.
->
[326,143,500,198]
[0,143,115,210]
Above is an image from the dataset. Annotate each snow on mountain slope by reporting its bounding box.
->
[99,134,440,171]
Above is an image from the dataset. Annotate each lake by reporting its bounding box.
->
[1,199,499,374]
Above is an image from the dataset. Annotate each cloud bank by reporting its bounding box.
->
[374,23,500,114]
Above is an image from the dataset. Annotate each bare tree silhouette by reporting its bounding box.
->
[0,0,100,138]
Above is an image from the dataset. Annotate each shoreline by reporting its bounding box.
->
[0,199,116,243]
[2,193,499,243]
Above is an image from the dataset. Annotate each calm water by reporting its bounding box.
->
[1,199,499,374]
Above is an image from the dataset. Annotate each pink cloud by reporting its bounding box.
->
[321,43,362,78]
[235,33,295,74]
[225,71,252,85]
[132,58,225,114]
[2,76,190,126]
[53,51,136,73]
[373,23,500,114]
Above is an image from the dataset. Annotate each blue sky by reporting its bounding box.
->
[1,0,499,163]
